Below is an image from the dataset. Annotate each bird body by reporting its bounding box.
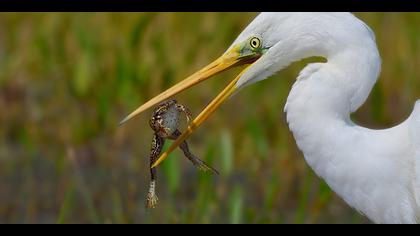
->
[286,62,420,224]
[121,12,420,223]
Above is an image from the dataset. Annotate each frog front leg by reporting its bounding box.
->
[146,133,165,209]
[170,130,219,175]
[175,103,192,123]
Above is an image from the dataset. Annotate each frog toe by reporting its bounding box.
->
[146,193,159,209]
[195,161,219,175]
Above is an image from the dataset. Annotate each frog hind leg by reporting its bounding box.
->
[146,134,165,209]
[170,130,219,175]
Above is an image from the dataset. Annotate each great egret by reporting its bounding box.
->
[120,13,420,224]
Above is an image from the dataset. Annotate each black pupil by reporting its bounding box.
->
[252,39,258,47]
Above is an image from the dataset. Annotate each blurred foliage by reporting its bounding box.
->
[0,13,418,223]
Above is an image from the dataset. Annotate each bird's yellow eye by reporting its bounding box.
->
[249,37,261,49]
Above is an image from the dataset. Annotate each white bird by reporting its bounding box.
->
[120,13,420,224]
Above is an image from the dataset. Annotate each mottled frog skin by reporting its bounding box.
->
[146,99,219,209]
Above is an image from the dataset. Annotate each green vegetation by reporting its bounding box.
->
[0,13,418,223]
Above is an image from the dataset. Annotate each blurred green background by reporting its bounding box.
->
[0,12,419,224]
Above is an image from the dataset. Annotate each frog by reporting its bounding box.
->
[146,99,219,209]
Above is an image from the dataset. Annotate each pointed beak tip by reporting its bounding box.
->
[150,161,159,169]
[118,117,129,127]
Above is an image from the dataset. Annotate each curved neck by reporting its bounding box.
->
[285,42,381,118]
[284,39,382,176]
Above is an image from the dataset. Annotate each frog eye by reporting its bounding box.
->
[249,37,261,49]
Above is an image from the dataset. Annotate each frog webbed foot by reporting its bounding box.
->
[193,159,220,175]
[146,180,159,209]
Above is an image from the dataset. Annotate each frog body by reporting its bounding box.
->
[146,99,218,209]
[149,99,184,138]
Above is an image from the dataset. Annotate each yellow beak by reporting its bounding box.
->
[119,48,257,168]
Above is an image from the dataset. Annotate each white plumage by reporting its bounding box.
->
[230,13,420,224]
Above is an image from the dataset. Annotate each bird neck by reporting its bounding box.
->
[284,45,381,172]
